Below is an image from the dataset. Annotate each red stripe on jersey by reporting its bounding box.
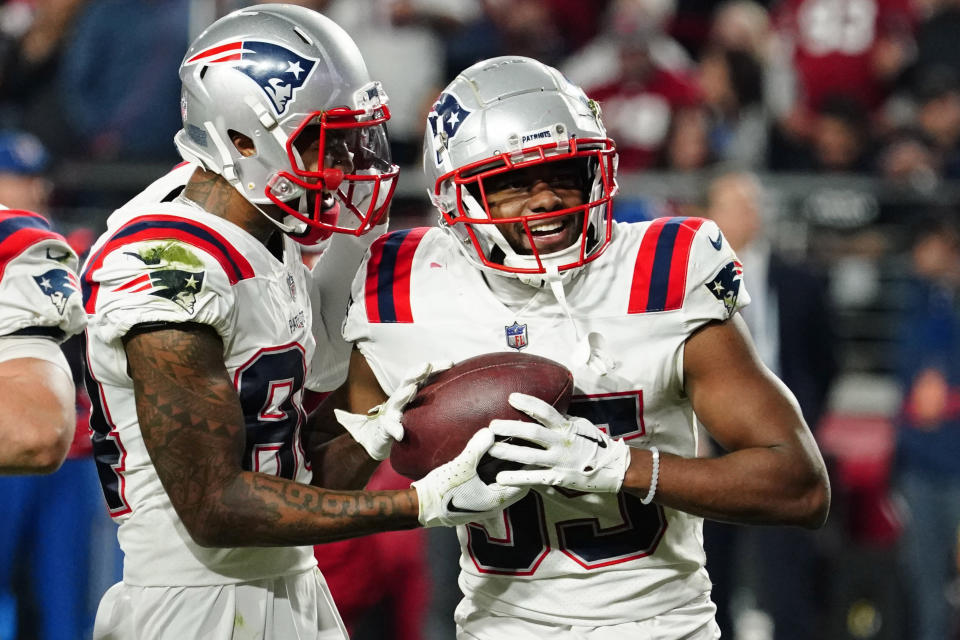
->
[391,228,428,323]
[0,210,66,280]
[364,235,387,324]
[364,228,428,324]
[83,215,255,314]
[663,218,705,310]
[0,229,66,279]
[627,218,668,314]
[113,273,151,291]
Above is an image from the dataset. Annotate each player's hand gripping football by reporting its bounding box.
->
[488,393,631,493]
[411,428,528,527]
[334,361,445,461]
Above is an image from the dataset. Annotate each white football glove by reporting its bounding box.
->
[488,392,631,493]
[334,361,443,461]
[412,428,528,528]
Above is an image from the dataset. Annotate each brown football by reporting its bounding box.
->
[390,352,573,481]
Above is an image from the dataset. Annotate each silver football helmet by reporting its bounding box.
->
[423,56,618,282]
[176,4,398,245]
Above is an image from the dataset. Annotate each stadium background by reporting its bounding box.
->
[1,0,958,638]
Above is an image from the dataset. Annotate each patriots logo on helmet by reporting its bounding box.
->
[705,260,744,317]
[33,268,79,316]
[184,40,318,116]
[427,92,471,165]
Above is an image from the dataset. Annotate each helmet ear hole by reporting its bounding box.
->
[229,130,256,157]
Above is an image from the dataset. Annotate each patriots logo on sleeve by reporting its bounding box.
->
[706,260,743,317]
[184,40,318,116]
[116,245,207,314]
[427,93,471,165]
[33,268,79,315]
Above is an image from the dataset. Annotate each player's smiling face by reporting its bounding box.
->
[481,159,587,255]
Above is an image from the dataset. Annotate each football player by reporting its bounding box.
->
[336,56,831,638]
[0,208,84,474]
[82,6,525,640]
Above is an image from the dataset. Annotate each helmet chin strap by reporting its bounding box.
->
[505,243,582,289]
[540,264,616,376]
[249,188,309,237]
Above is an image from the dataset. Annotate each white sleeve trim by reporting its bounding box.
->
[0,336,72,376]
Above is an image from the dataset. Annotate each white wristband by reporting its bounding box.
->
[640,446,660,505]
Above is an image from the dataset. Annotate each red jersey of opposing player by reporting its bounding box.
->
[587,68,703,170]
[773,0,917,113]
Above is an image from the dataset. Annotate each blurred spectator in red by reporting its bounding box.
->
[544,0,613,51]
[770,0,918,141]
[313,463,431,640]
[583,6,704,170]
[0,129,122,640]
[0,0,87,157]
[893,214,960,640]
[698,45,770,166]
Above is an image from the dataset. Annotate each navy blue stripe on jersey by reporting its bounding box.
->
[0,212,51,242]
[375,229,415,323]
[646,218,684,312]
[83,215,256,313]
[111,219,248,282]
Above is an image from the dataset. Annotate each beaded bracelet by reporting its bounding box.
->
[640,446,660,505]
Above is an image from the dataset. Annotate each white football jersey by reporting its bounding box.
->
[82,163,367,586]
[0,209,84,342]
[343,218,751,626]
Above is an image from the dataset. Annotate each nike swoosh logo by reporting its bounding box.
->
[576,432,607,448]
[46,248,69,261]
[709,232,723,251]
[446,499,486,514]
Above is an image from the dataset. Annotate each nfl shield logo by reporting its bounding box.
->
[287,273,296,299]
[505,321,528,350]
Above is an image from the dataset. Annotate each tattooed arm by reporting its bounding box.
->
[123,322,419,547]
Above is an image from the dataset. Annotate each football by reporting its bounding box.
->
[390,352,574,481]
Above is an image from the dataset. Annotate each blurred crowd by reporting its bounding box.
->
[0,0,959,639]
[4,0,960,183]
